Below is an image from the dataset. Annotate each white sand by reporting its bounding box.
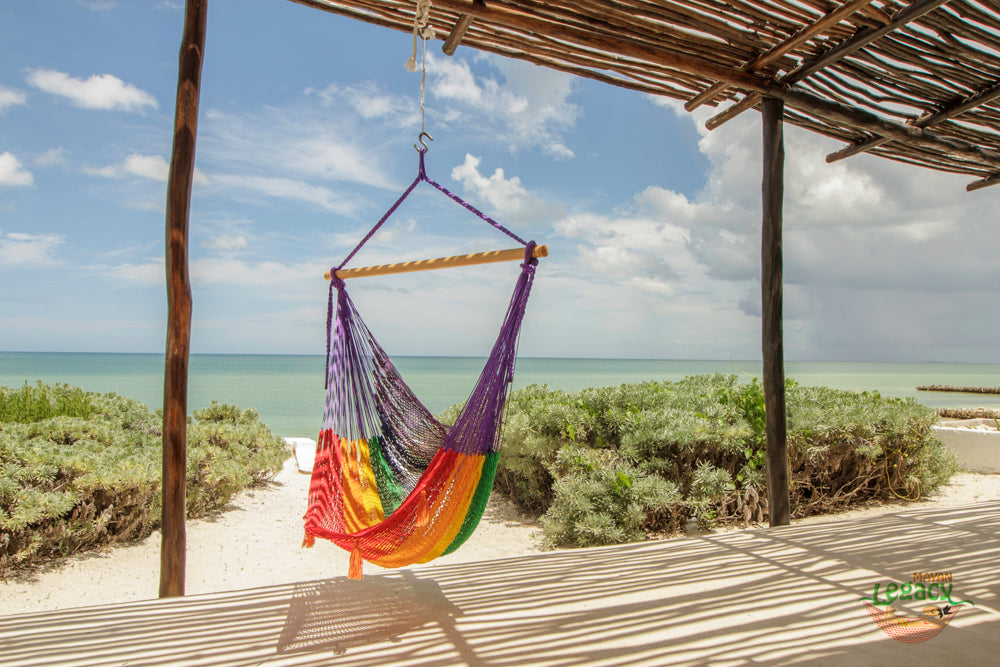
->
[2,457,998,617]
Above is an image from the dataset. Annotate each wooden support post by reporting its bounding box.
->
[761,97,790,528]
[160,0,207,599]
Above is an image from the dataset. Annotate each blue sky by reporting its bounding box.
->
[2,1,999,362]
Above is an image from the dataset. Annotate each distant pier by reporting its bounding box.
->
[917,385,1000,395]
[937,407,1000,420]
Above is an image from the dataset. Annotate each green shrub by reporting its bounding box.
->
[489,374,956,547]
[0,382,94,423]
[540,445,681,547]
[0,387,289,575]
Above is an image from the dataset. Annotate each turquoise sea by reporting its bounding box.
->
[2,352,1000,438]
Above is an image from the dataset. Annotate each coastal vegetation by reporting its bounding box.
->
[0,382,287,576]
[485,374,958,548]
[1,375,960,572]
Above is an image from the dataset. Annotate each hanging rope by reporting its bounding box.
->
[405,0,434,73]
[405,0,435,143]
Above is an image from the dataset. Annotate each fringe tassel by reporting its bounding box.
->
[302,532,315,548]
[415,488,430,527]
[348,540,364,580]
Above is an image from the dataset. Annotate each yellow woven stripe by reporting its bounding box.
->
[339,437,385,532]
[367,452,483,568]
[416,453,484,563]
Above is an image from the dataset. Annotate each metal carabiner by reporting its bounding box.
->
[414,131,434,153]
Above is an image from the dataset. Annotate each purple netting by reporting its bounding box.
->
[323,243,538,466]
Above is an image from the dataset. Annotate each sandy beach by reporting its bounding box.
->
[2,454,999,618]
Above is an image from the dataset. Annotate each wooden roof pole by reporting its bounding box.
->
[827,79,1000,163]
[685,0,876,112]
[420,0,777,91]
[705,0,953,131]
[442,0,486,56]
[442,13,474,55]
[967,172,1000,192]
[761,96,790,528]
[161,0,207,599]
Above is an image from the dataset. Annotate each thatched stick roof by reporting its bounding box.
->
[289,0,1000,190]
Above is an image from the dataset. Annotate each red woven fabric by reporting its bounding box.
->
[862,602,958,644]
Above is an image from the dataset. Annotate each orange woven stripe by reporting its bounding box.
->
[417,453,484,563]
[339,437,385,531]
[366,451,483,568]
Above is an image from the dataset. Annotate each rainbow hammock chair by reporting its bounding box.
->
[303,148,543,579]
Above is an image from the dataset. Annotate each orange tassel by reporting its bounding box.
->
[302,532,315,548]
[348,540,364,580]
[415,488,430,527]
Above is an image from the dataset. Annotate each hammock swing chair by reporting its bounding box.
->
[302,139,546,579]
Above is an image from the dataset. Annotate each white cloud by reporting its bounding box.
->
[202,234,249,251]
[309,82,416,123]
[0,85,27,112]
[0,231,63,267]
[450,154,563,224]
[190,257,319,289]
[79,0,118,10]
[201,108,392,190]
[35,147,69,167]
[555,203,697,297]
[428,54,578,158]
[0,152,34,188]
[98,259,164,285]
[27,69,157,112]
[634,95,1000,360]
[84,154,209,185]
[210,173,360,215]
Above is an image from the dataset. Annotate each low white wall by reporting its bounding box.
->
[931,419,1000,474]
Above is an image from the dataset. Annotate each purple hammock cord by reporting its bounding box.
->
[323,242,538,464]
[325,148,531,390]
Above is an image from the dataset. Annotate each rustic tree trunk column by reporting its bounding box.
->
[761,97,790,527]
[161,0,207,599]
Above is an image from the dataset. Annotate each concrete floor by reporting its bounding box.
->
[2,500,998,666]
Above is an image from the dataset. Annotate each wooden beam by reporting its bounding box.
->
[704,79,1000,170]
[706,95,760,131]
[442,0,486,56]
[784,0,952,85]
[161,0,207,599]
[827,78,1000,163]
[706,0,953,129]
[686,0,876,112]
[967,172,1000,192]
[761,97,790,528]
[442,13,474,55]
[324,244,548,280]
[778,86,1000,169]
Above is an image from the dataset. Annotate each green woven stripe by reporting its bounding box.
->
[442,452,499,556]
[368,435,406,515]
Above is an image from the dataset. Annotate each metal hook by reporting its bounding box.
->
[414,131,433,152]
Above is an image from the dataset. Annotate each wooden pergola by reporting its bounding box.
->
[161,0,1000,596]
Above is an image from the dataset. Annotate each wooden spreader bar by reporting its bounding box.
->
[325,244,548,280]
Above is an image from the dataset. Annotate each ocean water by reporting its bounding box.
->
[2,352,999,438]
